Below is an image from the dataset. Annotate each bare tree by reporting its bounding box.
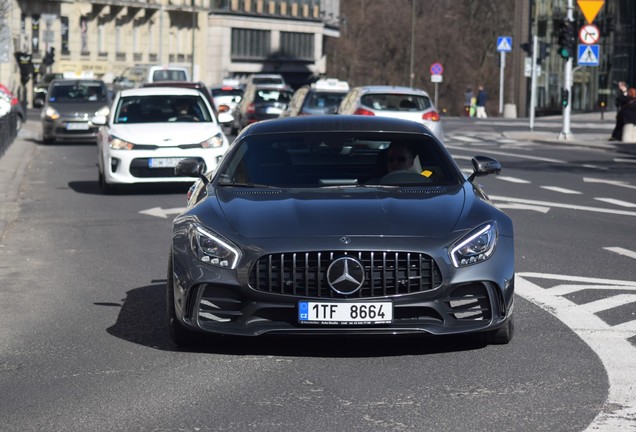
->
[327,0,515,115]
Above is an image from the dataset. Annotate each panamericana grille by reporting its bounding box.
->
[249,251,442,298]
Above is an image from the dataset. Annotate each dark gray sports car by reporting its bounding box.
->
[168,115,514,347]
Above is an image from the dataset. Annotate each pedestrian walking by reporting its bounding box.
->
[610,81,629,141]
[618,87,636,143]
[476,85,488,119]
[464,87,473,117]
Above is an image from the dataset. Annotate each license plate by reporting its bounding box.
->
[148,157,184,168]
[298,301,392,325]
[66,122,89,130]
[266,106,282,114]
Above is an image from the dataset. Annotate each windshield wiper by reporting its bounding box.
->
[217,182,279,189]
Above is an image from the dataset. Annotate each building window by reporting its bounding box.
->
[97,21,105,54]
[280,31,313,60]
[231,28,271,59]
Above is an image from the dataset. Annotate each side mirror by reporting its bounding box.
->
[90,115,107,126]
[175,158,209,185]
[467,156,501,182]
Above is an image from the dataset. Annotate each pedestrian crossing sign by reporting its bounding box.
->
[497,36,513,52]
[577,44,600,66]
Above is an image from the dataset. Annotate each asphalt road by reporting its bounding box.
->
[0,113,634,431]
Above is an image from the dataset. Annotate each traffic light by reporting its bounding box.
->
[561,88,569,108]
[520,42,532,56]
[557,20,576,60]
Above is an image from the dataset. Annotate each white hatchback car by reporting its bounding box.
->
[337,86,444,141]
[93,87,229,193]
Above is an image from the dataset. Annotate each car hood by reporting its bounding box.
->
[213,186,466,238]
[109,122,222,144]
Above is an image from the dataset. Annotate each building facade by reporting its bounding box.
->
[0,0,340,105]
[512,0,636,116]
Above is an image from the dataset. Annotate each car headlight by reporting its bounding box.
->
[108,135,134,150]
[43,106,60,120]
[189,225,240,269]
[96,106,110,116]
[200,132,225,149]
[450,222,498,268]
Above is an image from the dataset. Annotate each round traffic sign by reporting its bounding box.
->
[579,24,600,45]
[430,62,444,75]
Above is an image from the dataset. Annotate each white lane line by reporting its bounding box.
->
[516,274,636,432]
[490,195,636,217]
[604,247,636,260]
[448,135,484,143]
[496,176,531,184]
[583,164,609,170]
[495,203,550,213]
[445,144,566,164]
[584,177,636,190]
[594,198,636,208]
[548,284,636,296]
[614,158,636,164]
[540,186,582,194]
[580,294,636,314]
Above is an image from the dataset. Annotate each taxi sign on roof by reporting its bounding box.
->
[577,0,605,24]
[312,78,350,91]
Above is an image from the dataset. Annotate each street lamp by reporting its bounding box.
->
[409,0,415,87]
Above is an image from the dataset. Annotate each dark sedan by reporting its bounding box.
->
[168,115,514,347]
[231,84,293,133]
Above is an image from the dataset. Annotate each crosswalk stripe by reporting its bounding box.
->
[604,247,636,260]
[496,176,531,184]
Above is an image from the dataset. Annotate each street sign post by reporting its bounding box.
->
[497,36,512,115]
[579,24,600,44]
[578,44,600,66]
[576,0,605,24]
[429,63,443,108]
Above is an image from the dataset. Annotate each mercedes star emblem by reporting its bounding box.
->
[326,256,365,295]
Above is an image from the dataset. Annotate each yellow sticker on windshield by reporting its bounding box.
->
[421,170,433,178]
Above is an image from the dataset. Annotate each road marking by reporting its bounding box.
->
[582,164,609,170]
[594,197,636,208]
[490,195,636,217]
[604,247,636,260]
[448,135,484,143]
[540,186,582,194]
[446,145,566,164]
[584,177,636,190]
[614,158,636,164]
[139,207,186,219]
[516,273,636,432]
[495,203,550,213]
[496,176,531,184]
[580,294,636,314]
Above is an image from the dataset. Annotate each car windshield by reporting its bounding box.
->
[361,94,433,111]
[255,89,292,104]
[48,83,106,102]
[216,131,462,188]
[114,95,213,124]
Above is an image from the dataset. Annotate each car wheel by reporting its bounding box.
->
[42,135,54,144]
[480,313,514,345]
[166,252,201,348]
[15,115,23,131]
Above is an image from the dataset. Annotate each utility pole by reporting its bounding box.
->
[558,0,575,140]
[409,0,415,88]
[529,36,538,130]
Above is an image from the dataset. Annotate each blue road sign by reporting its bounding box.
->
[578,44,600,66]
[497,36,513,52]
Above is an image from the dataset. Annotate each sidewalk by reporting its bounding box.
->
[0,121,37,240]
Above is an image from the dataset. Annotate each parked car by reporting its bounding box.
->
[92,86,229,194]
[111,65,190,94]
[40,78,110,144]
[167,115,515,347]
[32,72,64,108]
[141,81,233,126]
[231,84,293,133]
[338,86,444,140]
[280,78,350,117]
[0,84,26,130]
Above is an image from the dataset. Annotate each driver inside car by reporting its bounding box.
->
[386,142,419,173]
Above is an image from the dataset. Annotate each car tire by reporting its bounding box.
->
[15,115,23,131]
[166,252,201,348]
[98,171,117,195]
[42,135,54,144]
[480,313,514,345]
